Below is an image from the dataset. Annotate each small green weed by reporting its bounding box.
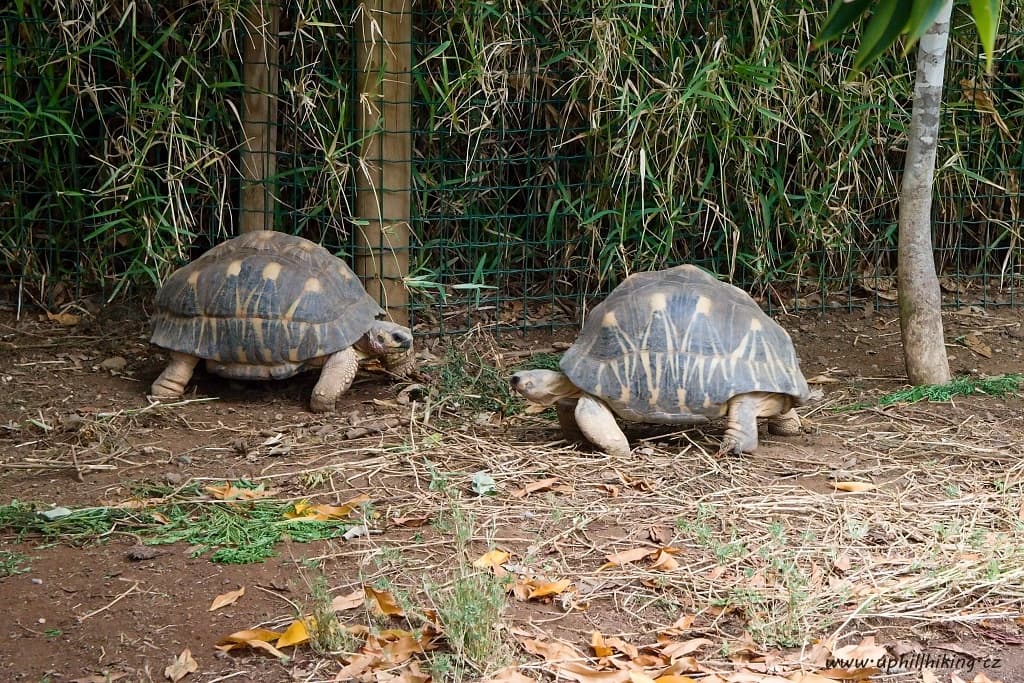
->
[0,483,360,564]
[840,374,1024,411]
[0,550,30,577]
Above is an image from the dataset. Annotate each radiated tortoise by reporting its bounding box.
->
[511,264,810,454]
[149,230,413,411]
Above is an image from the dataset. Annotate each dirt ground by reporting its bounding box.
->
[1,299,1024,682]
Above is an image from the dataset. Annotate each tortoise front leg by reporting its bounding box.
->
[574,395,630,457]
[151,352,200,399]
[310,347,359,413]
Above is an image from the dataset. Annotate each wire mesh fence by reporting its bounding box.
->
[1,0,1022,334]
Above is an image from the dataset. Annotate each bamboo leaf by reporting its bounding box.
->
[903,0,950,50]
[852,0,913,73]
[814,0,874,47]
[969,0,1002,73]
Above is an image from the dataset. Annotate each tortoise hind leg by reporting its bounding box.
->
[309,347,358,413]
[767,408,802,436]
[574,395,630,457]
[151,352,200,399]
[723,392,793,453]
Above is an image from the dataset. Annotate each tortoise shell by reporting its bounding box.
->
[560,264,810,423]
[150,231,382,366]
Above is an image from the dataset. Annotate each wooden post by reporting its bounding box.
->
[239,1,280,234]
[355,0,412,324]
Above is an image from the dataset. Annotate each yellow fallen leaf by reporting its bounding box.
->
[365,585,405,616]
[204,482,275,501]
[276,618,310,648]
[528,578,572,599]
[217,628,283,646]
[654,677,697,683]
[832,635,887,662]
[331,588,365,611]
[208,586,245,611]
[832,481,877,493]
[473,549,511,568]
[591,631,613,658]
[164,648,197,682]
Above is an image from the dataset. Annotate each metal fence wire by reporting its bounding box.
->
[1,1,1022,334]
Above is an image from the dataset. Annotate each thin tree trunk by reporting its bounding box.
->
[898,0,952,385]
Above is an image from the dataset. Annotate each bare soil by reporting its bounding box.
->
[1,301,1023,682]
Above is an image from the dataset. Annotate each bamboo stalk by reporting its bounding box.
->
[239,1,280,234]
[355,0,412,324]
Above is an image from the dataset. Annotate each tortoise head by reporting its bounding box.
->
[358,321,414,376]
[510,369,581,406]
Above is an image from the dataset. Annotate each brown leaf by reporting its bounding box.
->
[335,653,382,681]
[72,675,128,683]
[652,677,697,683]
[208,586,245,611]
[601,546,656,569]
[521,637,587,662]
[511,476,561,498]
[331,588,366,611]
[204,482,276,501]
[365,585,405,616]
[391,514,431,527]
[660,638,713,659]
[832,481,877,493]
[285,493,371,520]
[961,333,993,358]
[164,648,198,682]
[605,636,638,659]
[648,526,673,545]
[832,552,852,572]
[649,550,680,571]
[47,311,81,326]
[555,662,631,683]
[482,666,538,683]
[831,636,887,663]
[921,671,940,683]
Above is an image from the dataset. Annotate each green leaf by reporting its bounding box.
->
[814,0,874,48]
[969,0,1001,73]
[903,0,950,51]
[852,0,913,73]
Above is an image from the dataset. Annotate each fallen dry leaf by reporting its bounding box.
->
[215,628,289,659]
[555,661,631,683]
[208,586,245,611]
[831,635,887,663]
[331,588,365,611]
[276,618,310,648]
[601,546,657,569]
[47,311,81,326]
[592,631,613,658]
[649,549,680,571]
[204,482,276,501]
[832,481,877,493]
[660,637,713,659]
[335,652,382,680]
[961,333,993,358]
[365,585,405,616]
[72,674,128,683]
[482,666,538,683]
[164,648,197,682]
[391,514,431,527]
[521,637,587,662]
[473,549,512,568]
[511,476,561,498]
[652,677,697,683]
[648,525,673,545]
[528,578,572,599]
[285,493,371,520]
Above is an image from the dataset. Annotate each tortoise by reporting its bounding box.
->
[149,230,414,411]
[510,264,810,455]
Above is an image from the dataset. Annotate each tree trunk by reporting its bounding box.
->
[898,1,952,385]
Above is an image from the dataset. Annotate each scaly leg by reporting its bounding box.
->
[151,352,200,399]
[555,398,586,445]
[309,347,359,413]
[723,394,761,454]
[767,407,802,436]
[574,395,630,457]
